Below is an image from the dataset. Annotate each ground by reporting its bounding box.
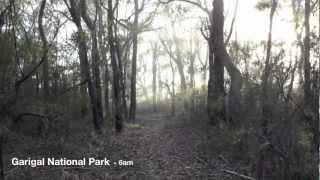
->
[4,112,240,180]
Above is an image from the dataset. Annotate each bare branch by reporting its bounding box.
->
[224,0,238,45]
[221,169,256,180]
[159,0,210,15]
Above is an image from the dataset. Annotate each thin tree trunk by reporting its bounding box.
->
[114,27,128,119]
[304,0,311,107]
[261,0,277,136]
[38,0,49,112]
[152,43,158,112]
[257,1,278,179]
[158,62,162,103]
[97,0,111,119]
[80,0,104,132]
[189,52,195,112]
[129,0,139,122]
[108,0,123,132]
[169,57,176,116]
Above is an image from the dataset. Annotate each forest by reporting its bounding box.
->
[0,0,319,179]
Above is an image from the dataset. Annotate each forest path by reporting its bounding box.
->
[108,113,221,179]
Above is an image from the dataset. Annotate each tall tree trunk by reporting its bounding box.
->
[208,0,241,126]
[113,27,128,119]
[304,0,311,106]
[97,0,111,119]
[304,0,318,152]
[129,0,139,122]
[108,0,123,132]
[261,0,277,136]
[38,0,49,112]
[207,37,225,125]
[152,43,158,112]
[65,0,102,133]
[80,0,104,133]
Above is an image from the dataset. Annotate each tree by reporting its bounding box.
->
[151,42,160,112]
[38,0,49,112]
[95,0,111,118]
[80,0,104,132]
[107,0,124,132]
[160,23,187,108]
[64,0,103,134]
[160,0,241,125]
[209,0,242,125]
[129,0,140,122]
[97,0,111,119]
[261,0,278,137]
[303,0,318,152]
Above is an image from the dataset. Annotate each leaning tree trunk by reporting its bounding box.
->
[129,0,139,122]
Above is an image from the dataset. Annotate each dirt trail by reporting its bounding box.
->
[108,113,220,179]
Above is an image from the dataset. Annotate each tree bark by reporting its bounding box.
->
[97,0,111,119]
[207,36,225,125]
[208,0,241,126]
[129,0,139,122]
[38,0,49,111]
[303,0,318,152]
[304,0,311,106]
[108,0,123,132]
[80,0,104,132]
[65,0,102,133]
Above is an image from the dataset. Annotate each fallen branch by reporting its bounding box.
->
[221,169,256,180]
[14,112,46,124]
